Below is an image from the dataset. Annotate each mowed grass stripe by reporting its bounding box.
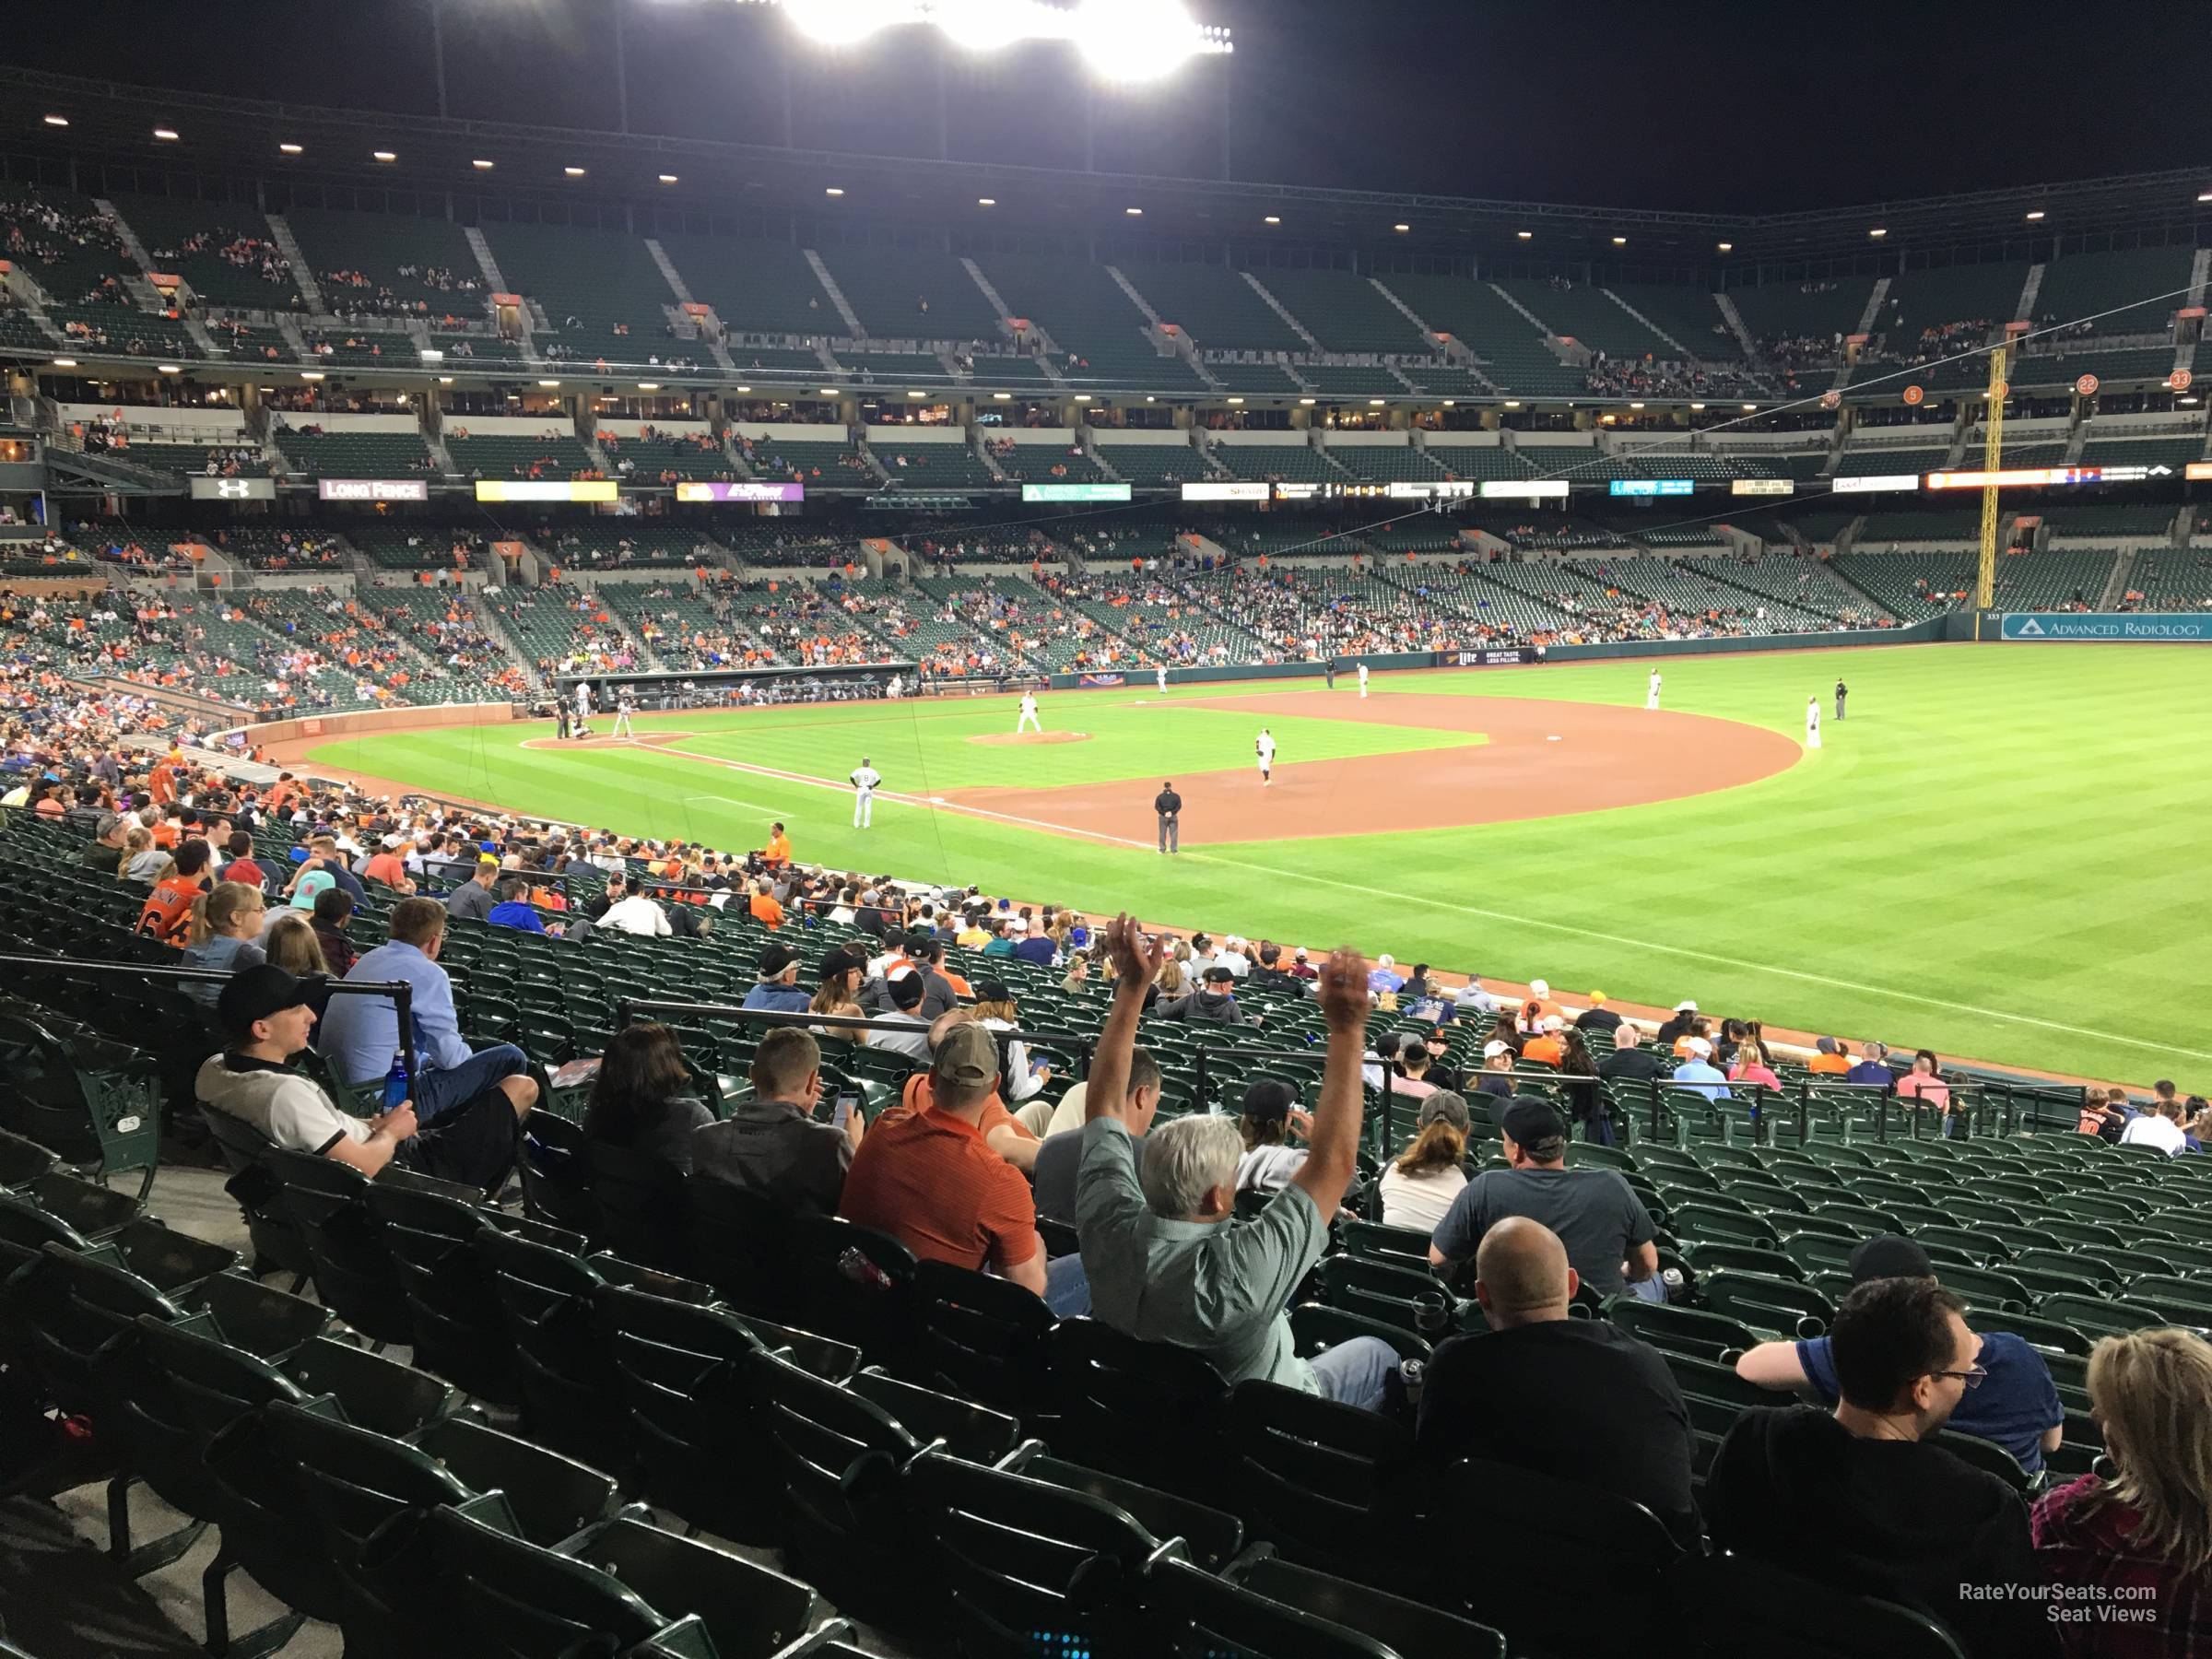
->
[308,644,2212,1081]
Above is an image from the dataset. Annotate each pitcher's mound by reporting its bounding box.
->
[969,731,1092,747]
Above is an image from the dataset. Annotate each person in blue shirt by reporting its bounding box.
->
[486,878,549,934]
[1733,1235,2065,1474]
[1669,1037,1732,1102]
[1845,1040,1895,1088]
[741,942,814,1014]
[317,897,538,1126]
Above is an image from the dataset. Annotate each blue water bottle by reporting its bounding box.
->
[382,1053,410,1112]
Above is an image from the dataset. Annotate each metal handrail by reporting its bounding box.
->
[0,951,418,1085]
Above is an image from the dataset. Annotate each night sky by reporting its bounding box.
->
[8,0,2210,211]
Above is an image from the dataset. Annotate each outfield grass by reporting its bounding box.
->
[307,643,2212,1082]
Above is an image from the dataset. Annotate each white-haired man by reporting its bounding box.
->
[1077,913,1400,1412]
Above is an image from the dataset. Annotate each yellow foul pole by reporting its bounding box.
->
[1976,346,2007,610]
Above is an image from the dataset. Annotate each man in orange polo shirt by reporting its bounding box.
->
[761,822,791,867]
[893,1007,1039,1171]
[840,1022,1086,1314]
[1807,1037,1853,1077]
[748,877,784,930]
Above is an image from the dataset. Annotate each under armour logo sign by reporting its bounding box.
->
[217,479,253,498]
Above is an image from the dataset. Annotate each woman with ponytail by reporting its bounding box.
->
[1378,1090,1472,1231]
[178,880,269,1006]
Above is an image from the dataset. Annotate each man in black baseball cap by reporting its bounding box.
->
[1428,1094,1660,1300]
[1732,1234,2065,1474]
[1159,962,1245,1025]
[742,941,811,1014]
[195,965,519,1191]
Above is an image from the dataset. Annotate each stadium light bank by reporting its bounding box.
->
[715,0,1232,80]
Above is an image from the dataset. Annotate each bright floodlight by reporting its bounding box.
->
[759,0,1230,79]
[783,0,912,45]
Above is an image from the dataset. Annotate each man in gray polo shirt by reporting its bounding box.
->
[1077,914,1400,1411]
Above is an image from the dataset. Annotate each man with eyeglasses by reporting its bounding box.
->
[1708,1274,2052,1659]
[1732,1235,2065,1474]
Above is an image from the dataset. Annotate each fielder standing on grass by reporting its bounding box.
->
[1155,780,1182,855]
[1156,663,1169,696]
[1805,697,1822,749]
[612,691,636,739]
[1255,727,1277,786]
[1018,690,1042,734]
[850,757,882,828]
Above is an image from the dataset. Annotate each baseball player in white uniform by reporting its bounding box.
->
[1357,661,1370,699]
[1647,670,1662,711]
[850,757,882,827]
[1155,664,1169,696]
[1805,697,1822,749]
[573,679,594,735]
[887,674,902,700]
[1255,726,1277,784]
[1017,692,1042,734]
[611,692,635,739]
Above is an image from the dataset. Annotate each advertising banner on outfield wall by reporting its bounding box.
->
[1831,474,1922,495]
[2000,613,2212,641]
[1431,647,1542,667]
[318,478,429,502]
[675,481,806,502]
[188,477,276,500]
[475,480,620,502]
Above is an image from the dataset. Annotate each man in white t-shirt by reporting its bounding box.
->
[195,965,519,1190]
[598,889,673,937]
[1017,691,1042,734]
[2119,1098,2187,1155]
[850,757,882,828]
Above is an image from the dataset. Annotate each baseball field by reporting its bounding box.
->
[299,642,2212,1084]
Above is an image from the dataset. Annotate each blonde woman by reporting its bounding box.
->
[1156,956,1186,999]
[119,825,167,885]
[178,882,268,1007]
[263,911,331,979]
[2032,1328,2212,1651]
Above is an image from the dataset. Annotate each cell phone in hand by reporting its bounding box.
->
[832,1094,859,1128]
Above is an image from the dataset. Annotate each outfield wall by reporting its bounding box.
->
[1943,611,2212,642]
[238,702,517,747]
[1045,619,1943,688]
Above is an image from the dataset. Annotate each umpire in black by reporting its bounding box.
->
[1154,781,1182,855]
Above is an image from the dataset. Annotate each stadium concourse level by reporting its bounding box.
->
[3,688,2212,1659]
[0,181,2203,411]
